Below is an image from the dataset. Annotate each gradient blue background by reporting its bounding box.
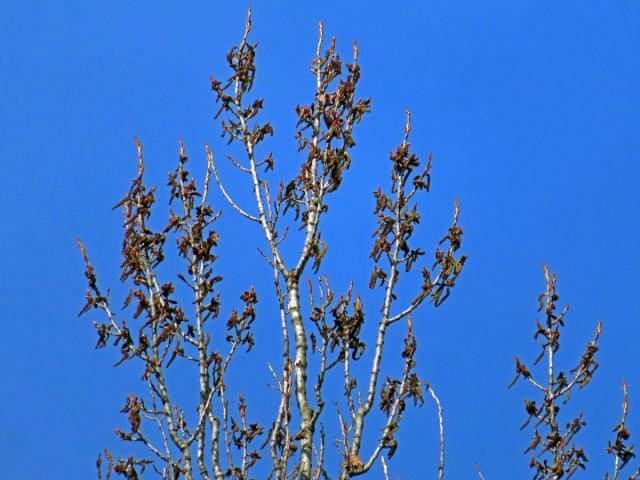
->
[1,2,639,478]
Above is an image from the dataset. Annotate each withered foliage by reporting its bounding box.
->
[80,9,465,480]
[510,265,639,479]
[96,449,152,480]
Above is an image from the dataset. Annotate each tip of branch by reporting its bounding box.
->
[404,108,412,141]
[133,135,144,173]
[541,263,554,290]
[76,237,92,270]
[453,197,460,224]
[245,7,253,32]
[353,40,359,63]
[178,137,185,159]
[76,237,87,257]
[316,21,325,56]
[204,143,213,164]
[622,378,629,415]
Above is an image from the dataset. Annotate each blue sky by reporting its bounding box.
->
[1,1,639,478]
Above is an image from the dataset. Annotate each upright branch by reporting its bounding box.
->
[337,110,465,479]
[210,11,373,480]
[606,380,640,480]
[208,10,466,479]
[509,264,601,479]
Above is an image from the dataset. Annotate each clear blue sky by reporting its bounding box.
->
[1,2,639,478]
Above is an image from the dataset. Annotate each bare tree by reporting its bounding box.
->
[78,9,465,480]
[509,264,639,480]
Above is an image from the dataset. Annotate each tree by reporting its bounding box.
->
[78,9,465,480]
[77,9,638,480]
